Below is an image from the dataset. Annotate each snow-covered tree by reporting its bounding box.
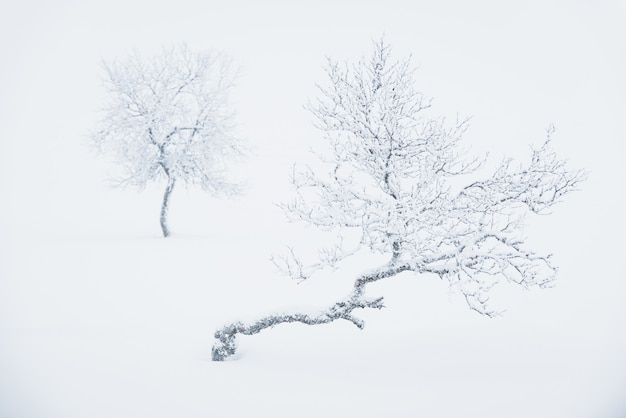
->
[211,39,586,361]
[92,44,243,237]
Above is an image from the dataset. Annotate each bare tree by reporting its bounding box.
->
[212,40,586,361]
[92,44,243,237]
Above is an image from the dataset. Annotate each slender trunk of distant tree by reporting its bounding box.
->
[160,177,176,237]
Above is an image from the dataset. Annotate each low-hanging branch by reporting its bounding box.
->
[212,261,411,361]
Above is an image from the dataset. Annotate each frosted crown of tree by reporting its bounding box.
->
[92,44,243,237]
[281,40,585,315]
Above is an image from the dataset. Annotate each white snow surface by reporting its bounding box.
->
[1,1,626,417]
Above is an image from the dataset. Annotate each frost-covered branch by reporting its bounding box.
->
[212,261,410,361]
[270,234,363,281]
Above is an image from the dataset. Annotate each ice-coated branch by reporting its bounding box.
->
[212,261,411,361]
[270,235,363,282]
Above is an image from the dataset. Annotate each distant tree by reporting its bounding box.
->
[92,44,243,237]
[211,39,586,361]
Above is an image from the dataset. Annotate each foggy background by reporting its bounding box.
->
[1,1,625,417]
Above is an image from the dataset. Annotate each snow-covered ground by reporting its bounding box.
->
[1,1,625,417]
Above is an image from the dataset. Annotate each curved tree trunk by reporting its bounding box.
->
[160,177,176,237]
[211,261,412,361]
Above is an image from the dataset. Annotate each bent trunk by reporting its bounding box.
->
[160,178,176,237]
[211,262,412,361]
